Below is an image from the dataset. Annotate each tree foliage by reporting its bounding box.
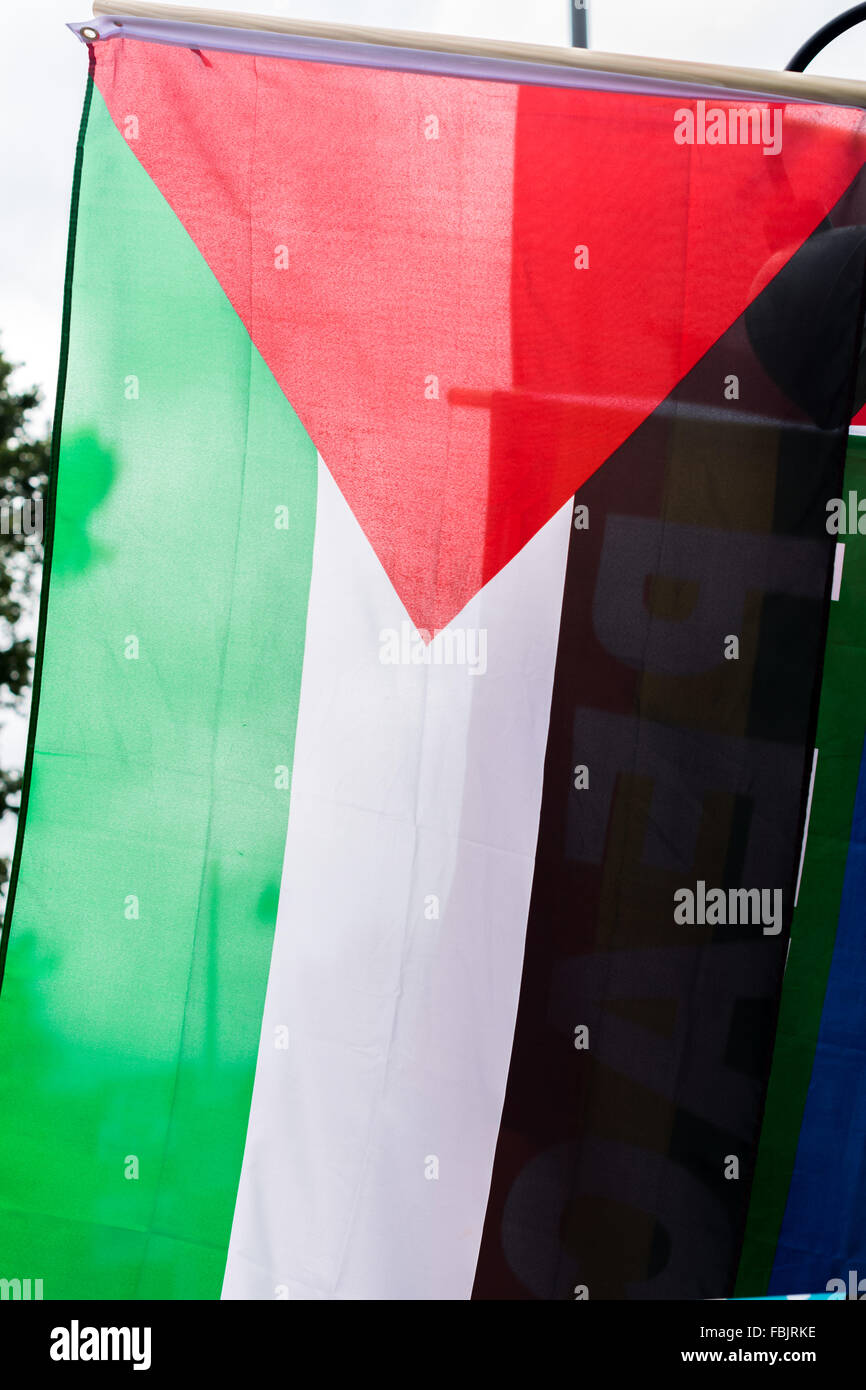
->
[0,346,50,886]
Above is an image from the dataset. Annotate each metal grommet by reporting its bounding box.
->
[80,26,99,41]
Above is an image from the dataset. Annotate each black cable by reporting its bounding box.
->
[786,2,866,71]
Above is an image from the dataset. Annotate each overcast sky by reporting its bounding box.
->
[1,0,865,810]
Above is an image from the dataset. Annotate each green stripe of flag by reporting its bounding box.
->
[0,86,318,1298]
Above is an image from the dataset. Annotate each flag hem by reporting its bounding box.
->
[74,5,866,107]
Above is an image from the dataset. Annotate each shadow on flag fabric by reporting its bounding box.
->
[1,14,866,1299]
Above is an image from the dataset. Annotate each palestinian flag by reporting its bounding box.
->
[2,11,866,1301]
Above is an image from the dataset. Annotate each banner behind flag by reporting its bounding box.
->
[1,13,866,1299]
[736,429,866,1300]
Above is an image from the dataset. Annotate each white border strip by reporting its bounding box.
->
[794,748,819,909]
[832,542,846,602]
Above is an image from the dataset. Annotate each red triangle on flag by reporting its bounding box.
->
[94,41,866,634]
